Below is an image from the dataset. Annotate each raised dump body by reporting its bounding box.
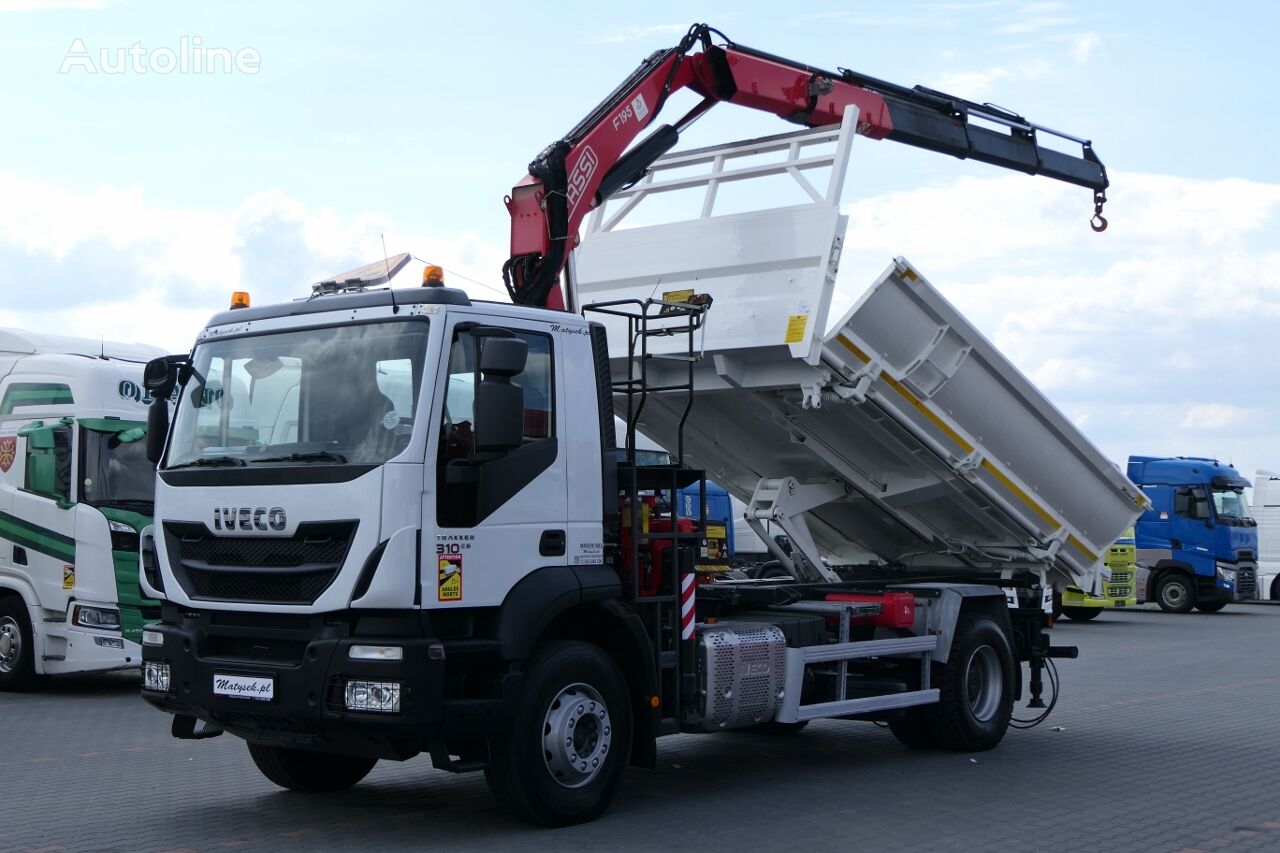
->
[573,107,1145,591]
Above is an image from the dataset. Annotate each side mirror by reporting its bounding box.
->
[1173,488,1190,516]
[146,399,169,465]
[473,337,528,453]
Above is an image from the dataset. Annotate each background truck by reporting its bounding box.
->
[1054,527,1137,621]
[1128,455,1258,613]
[138,24,1130,826]
[1253,470,1280,600]
[0,328,163,689]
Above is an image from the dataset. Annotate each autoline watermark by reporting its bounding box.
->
[59,37,261,75]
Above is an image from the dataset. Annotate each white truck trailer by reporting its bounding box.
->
[138,25,1133,826]
[1254,470,1280,600]
[0,329,164,688]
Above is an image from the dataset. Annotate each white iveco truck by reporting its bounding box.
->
[139,105,1141,826]
[0,329,164,689]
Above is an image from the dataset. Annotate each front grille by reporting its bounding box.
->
[1237,565,1257,598]
[1109,571,1134,584]
[164,520,357,605]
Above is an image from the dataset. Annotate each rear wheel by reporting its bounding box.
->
[1195,600,1227,613]
[0,597,39,692]
[247,743,377,792]
[1061,606,1103,621]
[1051,591,1063,621]
[1271,576,1280,601]
[1155,574,1196,614]
[485,641,632,827]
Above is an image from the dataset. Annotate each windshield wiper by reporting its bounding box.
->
[250,451,348,465]
[166,456,248,470]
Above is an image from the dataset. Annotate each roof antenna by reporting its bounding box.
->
[99,334,105,360]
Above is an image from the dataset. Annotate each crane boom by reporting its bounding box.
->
[504,24,1109,309]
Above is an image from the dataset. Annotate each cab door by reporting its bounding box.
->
[427,317,566,607]
[4,420,78,610]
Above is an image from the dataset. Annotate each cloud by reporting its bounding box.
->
[1182,405,1253,430]
[590,24,688,45]
[1070,31,1102,63]
[931,59,1052,99]
[0,173,510,352]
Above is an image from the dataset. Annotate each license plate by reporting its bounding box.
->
[213,673,274,702]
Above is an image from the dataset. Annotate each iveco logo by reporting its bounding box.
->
[213,506,286,532]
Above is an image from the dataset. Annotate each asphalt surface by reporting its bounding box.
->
[4,604,1280,853]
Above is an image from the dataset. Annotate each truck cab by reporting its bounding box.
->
[1127,455,1257,613]
[1253,470,1280,600]
[0,328,164,688]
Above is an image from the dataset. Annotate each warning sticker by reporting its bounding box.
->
[661,288,695,304]
[438,555,462,602]
[62,564,75,590]
[784,314,809,344]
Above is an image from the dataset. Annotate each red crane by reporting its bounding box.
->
[504,24,1109,309]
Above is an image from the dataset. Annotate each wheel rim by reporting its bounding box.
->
[542,682,612,789]
[0,616,21,674]
[963,645,1003,723]
[1162,580,1188,609]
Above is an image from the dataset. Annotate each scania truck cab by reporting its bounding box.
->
[1128,456,1257,613]
[0,328,164,689]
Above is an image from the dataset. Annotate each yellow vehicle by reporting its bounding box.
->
[1054,527,1138,621]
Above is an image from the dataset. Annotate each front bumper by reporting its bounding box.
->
[140,608,509,760]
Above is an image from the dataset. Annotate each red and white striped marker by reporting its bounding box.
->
[680,572,696,640]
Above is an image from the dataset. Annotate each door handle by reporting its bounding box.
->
[539,529,566,557]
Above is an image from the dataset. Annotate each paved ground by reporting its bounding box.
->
[3,604,1280,853]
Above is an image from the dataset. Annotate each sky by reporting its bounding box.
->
[1,1,1279,483]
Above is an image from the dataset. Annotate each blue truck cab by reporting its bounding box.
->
[1127,455,1258,613]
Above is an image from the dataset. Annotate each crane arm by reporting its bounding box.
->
[504,24,1109,309]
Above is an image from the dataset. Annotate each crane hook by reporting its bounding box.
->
[1090,190,1108,232]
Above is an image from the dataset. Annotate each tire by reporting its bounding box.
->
[756,561,791,581]
[0,596,39,691]
[1155,574,1196,614]
[486,641,632,827]
[1061,606,1103,621]
[247,743,377,792]
[1195,600,1227,613]
[929,615,1016,751]
[888,709,936,749]
[1051,591,1063,621]
[1272,576,1280,602]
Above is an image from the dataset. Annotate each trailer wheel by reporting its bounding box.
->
[926,615,1015,751]
[1195,601,1227,613]
[247,743,377,792]
[486,641,631,827]
[1061,606,1102,621]
[1272,576,1280,601]
[1155,574,1196,613]
[0,596,39,691]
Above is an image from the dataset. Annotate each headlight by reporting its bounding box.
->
[72,605,121,630]
[143,661,170,692]
[348,644,403,661]
[344,680,401,713]
[141,629,165,647]
[1216,564,1237,583]
[107,519,133,534]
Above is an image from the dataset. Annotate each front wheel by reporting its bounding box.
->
[1195,600,1228,613]
[486,641,632,827]
[1061,606,1103,621]
[1155,574,1196,614]
[0,597,39,691]
[247,743,377,792]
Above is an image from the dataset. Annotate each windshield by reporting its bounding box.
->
[165,320,429,468]
[1212,487,1253,521]
[81,423,154,511]
[633,449,672,466]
